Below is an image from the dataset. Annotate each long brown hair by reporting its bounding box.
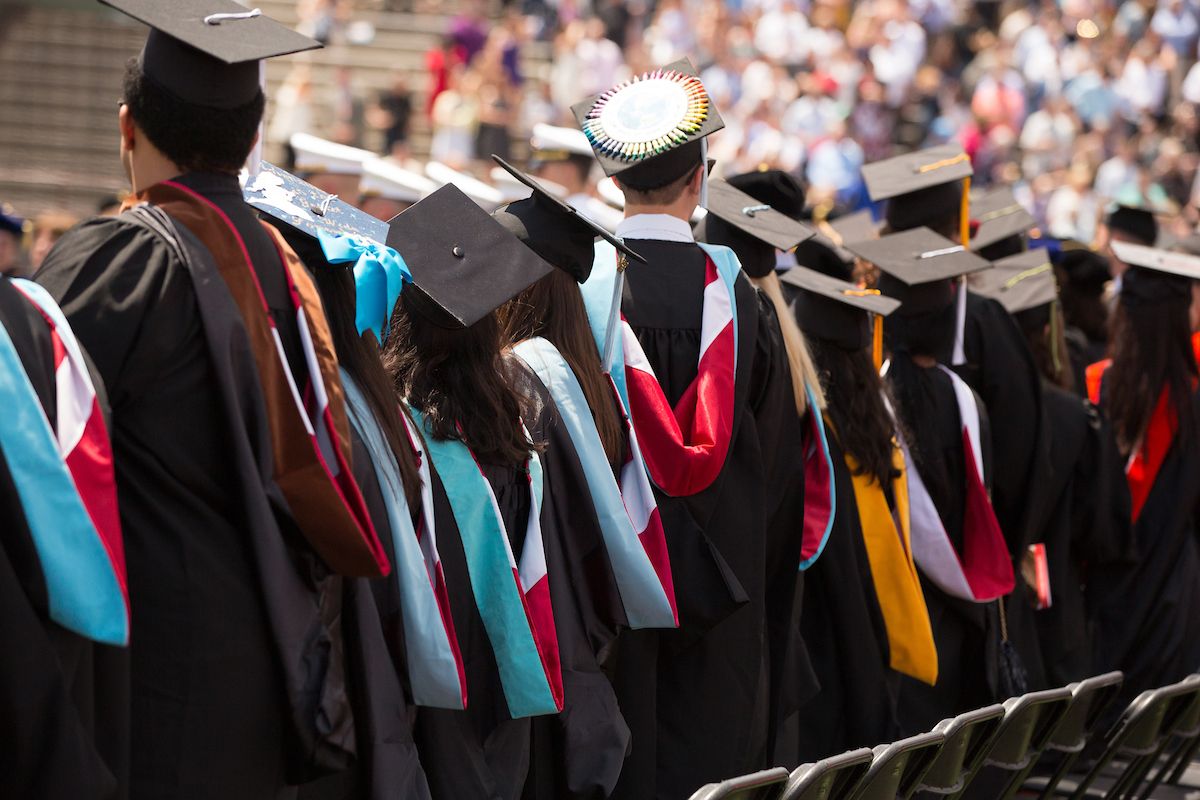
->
[1106,292,1198,456]
[501,269,624,470]
[752,271,826,415]
[386,295,534,466]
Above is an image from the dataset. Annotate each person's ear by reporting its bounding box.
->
[118,104,136,151]
[689,164,704,193]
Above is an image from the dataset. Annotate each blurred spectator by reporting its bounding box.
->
[450,0,490,64]
[0,205,23,277]
[331,65,365,147]
[268,65,315,170]
[1094,137,1140,202]
[473,33,520,163]
[370,71,414,158]
[29,210,79,272]
[426,36,462,119]
[1047,160,1102,243]
[1151,0,1199,56]
[430,66,477,168]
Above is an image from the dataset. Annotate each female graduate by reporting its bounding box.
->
[1086,241,1200,708]
[383,184,628,800]
[779,241,938,761]
[848,229,1015,735]
[969,250,1130,688]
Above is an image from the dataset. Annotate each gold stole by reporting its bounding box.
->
[848,447,939,685]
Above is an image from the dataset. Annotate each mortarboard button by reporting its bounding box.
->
[452,246,464,258]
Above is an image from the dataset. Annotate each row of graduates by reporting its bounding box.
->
[5,4,1200,799]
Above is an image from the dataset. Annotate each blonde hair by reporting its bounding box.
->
[751,271,826,416]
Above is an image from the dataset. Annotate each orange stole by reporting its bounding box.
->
[848,447,938,685]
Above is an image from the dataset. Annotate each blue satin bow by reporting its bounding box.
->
[317,230,412,343]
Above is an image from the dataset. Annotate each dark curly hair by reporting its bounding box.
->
[385,295,536,466]
[122,58,264,174]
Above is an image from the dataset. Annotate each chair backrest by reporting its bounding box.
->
[1165,676,1200,739]
[783,748,874,800]
[1042,671,1124,755]
[847,731,946,800]
[689,767,792,800]
[982,687,1074,771]
[916,704,1006,795]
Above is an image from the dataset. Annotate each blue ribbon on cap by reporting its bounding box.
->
[317,230,412,343]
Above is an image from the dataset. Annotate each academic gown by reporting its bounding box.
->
[0,276,130,800]
[1031,385,1130,688]
[1090,379,1200,710]
[414,360,628,800]
[955,292,1051,690]
[610,237,812,800]
[795,432,899,762]
[36,172,350,798]
[891,363,998,735]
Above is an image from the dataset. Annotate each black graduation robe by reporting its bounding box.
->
[1031,385,1130,688]
[36,172,351,798]
[0,276,130,800]
[610,236,812,800]
[413,361,628,800]
[890,361,999,735]
[795,432,899,762]
[1090,380,1200,713]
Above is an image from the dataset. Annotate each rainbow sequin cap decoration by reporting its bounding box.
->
[571,58,725,181]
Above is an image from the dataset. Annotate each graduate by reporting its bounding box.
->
[862,147,1050,567]
[245,164,438,800]
[383,185,629,800]
[1052,246,1111,396]
[1085,241,1200,710]
[35,2,390,795]
[695,170,837,765]
[847,229,1016,734]
[969,250,1131,687]
[968,185,1038,262]
[775,245,938,762]
[572,62,812,797]
[0,274,128,799]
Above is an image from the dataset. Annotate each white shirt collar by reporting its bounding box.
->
[616,213,695,243]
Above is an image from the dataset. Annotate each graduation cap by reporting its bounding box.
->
[571,59,724,192]
[530,123,595,164]
[424,161,505,210]
[968,249,1057,315]
[847,227,991,315]
[1109,239,1200,307]
[862,144,974,243]
[697,177,814,278]
[359,158,437,205]
[291,133,375,177]
[782,265,899,353]
[969,187,1037,251]
[103,0,320,110]
[805,209,879,264]
[489,156,644,284]
[245,161,388,244]
[1105,201,1162,247]
[0,204,24,236]
[385,184,554,329]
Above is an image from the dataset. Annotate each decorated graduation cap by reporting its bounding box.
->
[386,184,554,329]
[969,186,1037,253]
[571,59,724,192]
[862,143,974,244]
[782,265,900,355]
[847,227,990,315]
[359,158,437,205]
[490,156,644,284]
[1111,239,1200,307]
[697,176,814,278]
[245,162,411,342]
[102,0,319,109]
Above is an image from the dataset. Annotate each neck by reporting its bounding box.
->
[129,150,183,195]
[624,200,696,223]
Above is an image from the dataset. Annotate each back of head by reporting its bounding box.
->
[1106,206,1158,247]
[885,182,962,240]
[1056,248,1110,344]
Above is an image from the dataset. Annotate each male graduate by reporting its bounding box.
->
[36,2,390,797]
[0,273,129,799]
[573,63,811,798]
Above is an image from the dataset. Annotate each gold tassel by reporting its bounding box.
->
[961,176,971,247]
[873,314,884,372]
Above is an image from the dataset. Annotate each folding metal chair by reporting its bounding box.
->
[846,731,946,800]
[782,747,873,800]
[962,686,1075,800]
[688,767,792,800]
[1017,672,1124,799]
[1066,676,1200,800]
[913,704,1006,798]
[1142,676,1200,795]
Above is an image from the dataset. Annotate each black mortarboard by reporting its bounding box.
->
[102,0,320,109]
[245,161,389,245]
[571,59,724,191]
[969,186,1036,251]
[385,184,553,329]
[848,227,990,315]
[725,169,807,219]
[967,249,1057,315]
[1105,204,1158,247]
[489,156,644,284]
[782,265,899,351]
[697,178,814,278]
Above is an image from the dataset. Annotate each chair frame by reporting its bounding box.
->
[689,767,792,800]
[915,704,1007,798]
[783,747,874,800]
[1027,672,1124,799]
[846,730,947,800]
